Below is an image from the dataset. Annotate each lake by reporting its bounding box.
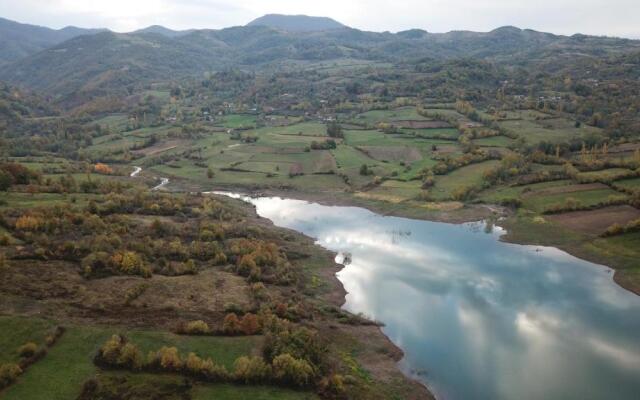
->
[224,194,640,400]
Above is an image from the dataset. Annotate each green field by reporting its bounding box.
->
[221,114,257,129]
[193,384,319,400]
[523,187,626,212]
[498,116,602,144]
[352,107,427,124]
[473,136,514,147]
[613,177,640,192]
[1,316,260,400]
[429,160,501,200]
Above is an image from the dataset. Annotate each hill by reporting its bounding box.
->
[247,14,346,32]
[1,20,639,107]
[132,25,193,37]
[0,17,105,65]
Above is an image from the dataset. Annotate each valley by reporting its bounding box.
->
[1,11,640,400]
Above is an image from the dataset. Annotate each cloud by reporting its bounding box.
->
[0,0,638,37]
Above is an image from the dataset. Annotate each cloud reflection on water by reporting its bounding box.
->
[241,195,640,400]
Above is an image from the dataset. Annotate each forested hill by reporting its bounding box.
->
[0,15,639,108]
[0,17,105,65]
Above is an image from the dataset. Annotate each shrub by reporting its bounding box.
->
[182,320,211,335]
[94,163,114,175]
[0,233,11,245]
[15,215,43,231]
[318,373,347,398]
[96,335,143,370]
[99,335,125,364]
[601,218,640,237]
[0,252,8,270]
[240,313,261,335]
[118,343,144,370]
[110,251,151,277]
[222,313,241,335]
[0,363,22,389]
[148,346,183,371]
[184,352,229,380]
[272,353,315,387]
[17,342,38,358]
[263,319,325,367]
[233,356,271,384]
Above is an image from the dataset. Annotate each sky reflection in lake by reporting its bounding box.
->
[240,195,640,400]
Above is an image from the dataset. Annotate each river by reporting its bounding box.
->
[221,193,640,400]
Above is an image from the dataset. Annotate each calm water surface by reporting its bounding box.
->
[226,194,640,400]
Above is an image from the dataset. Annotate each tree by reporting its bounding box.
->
[207,167,215,179]
[326,122,343,138]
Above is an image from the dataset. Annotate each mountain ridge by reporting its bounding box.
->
[0,17,106,65]
[1,15,639,107]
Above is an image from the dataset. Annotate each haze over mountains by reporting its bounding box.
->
[0,17,104,65]
[0,14,638,107]
[247,14,346,32]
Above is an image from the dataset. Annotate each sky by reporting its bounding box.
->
[1,0,638,38]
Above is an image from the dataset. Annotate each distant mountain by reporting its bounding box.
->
[0,17,105,65]
[247,14,346,32]
[132,25,193,38]
[1,21,638,107]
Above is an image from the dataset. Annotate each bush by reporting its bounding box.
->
[148,346,183,371]
[99,335,125,365]
[318,373,347,398]
[240,313,261,335]
[233,356,271,384]
[0,252,8,270]
[263,318,325,367]
[181,320,211,335]
[602,218,640,237]
[17,342,38,358]
[222,313,241,335]
[110,251,151,277]
[96,335,143,370]
[118,343,144,370]
[0,363,22,389]
[272,353,315,387]
[184,352,228,380]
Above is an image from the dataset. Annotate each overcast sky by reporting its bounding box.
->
[1,0,638,38]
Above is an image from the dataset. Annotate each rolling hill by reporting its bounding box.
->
[1,15,639,107]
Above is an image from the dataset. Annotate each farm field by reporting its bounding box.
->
[522,186,625,212]
[613,177,640,192]
[429,160,500,201]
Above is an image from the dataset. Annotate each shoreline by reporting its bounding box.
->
[225,191,437,399]
[198,183,639,297]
